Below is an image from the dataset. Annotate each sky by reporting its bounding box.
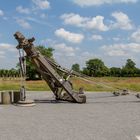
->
[0,0,140,69]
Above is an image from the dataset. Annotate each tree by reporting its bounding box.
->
[122,59,137,77]
[71,63,80,72]
[85,58,109,77]
[36,46,54,58]
[0,69,4,77]
[110,67,121,77]
[135,68,140,77]
[23,46,54,80]
[124,59,136,69]
[82,67,90,76]
[0,68,19,78]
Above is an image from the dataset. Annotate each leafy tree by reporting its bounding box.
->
[0,68,19,78]
[135,68,140,77]
[85,58,109,77]
[71,63,80,72]
[110,67,122,77]
[0,69,4,77]
[124,59,136,69]
[122,59,137,77]
[82,67,90,76]
[36,46,54,58]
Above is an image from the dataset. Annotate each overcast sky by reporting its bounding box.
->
[0,0,140,69]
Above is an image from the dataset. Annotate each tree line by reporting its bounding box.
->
[0,46,140,79]
[0,68,20,78]
[72,58,140,77]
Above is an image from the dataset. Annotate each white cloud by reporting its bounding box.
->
[55,28,84,44]
[0,43,14,49]
[0,9,4,16]
[55,50,97,69]
[80,51,97,63]
[32,0,50,9]
[0,43,16,52]
[0,43,18,68]
[111,11,133,30]
[91,35,103,40]
[61,13,108,31]
[61,13,88,27]
[86,16,108,31]
[0,43,17,59]
[73,0,138,7]
[107,49,126,56]
[131,29,140,43]
[52,43,96,68]
[53,43,77,56]
[101,43,140,56]
[16,6,30,14]
[16,19,31,29]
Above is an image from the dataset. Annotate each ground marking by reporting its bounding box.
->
[136,136,140,140]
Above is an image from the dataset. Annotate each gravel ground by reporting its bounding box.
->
[0,91,140,140]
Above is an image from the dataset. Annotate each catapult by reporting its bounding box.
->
[14,32,86,103]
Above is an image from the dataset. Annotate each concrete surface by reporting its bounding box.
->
[0,91,140,140]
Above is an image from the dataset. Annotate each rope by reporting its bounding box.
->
[76,76,140,95]
[45,57,140,95]
[78,77,115,90]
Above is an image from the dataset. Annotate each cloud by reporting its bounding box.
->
[101,43,140,56]
[0,43,18,68]
[111,11,133,30]
[32,0,50,9]
[0,43,17,58]
[86,16,108,31]
[52,43,94,68]
[0,43,14,49]
[54,48,97,69]
[0,43,17,52]
[16,6,30,14]
[0,9,4,16]
[61,13,108,31]
[16,19,31,29]
[53,43,78,56]
[131,29,140,43]
[61,13,88,27]
[72,0,138,7]
[91,35,103,40]
[55,28,84,44]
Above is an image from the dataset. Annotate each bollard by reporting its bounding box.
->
[13,91,20,103]
[1,91,12,104]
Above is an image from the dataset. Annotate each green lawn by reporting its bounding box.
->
[0,77,140,92]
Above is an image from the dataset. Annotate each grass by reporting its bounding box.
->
[0,79,49,91]
[0,77,140,92]
[69,77,140,92]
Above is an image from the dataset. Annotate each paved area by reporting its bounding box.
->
[0,91,140,140]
